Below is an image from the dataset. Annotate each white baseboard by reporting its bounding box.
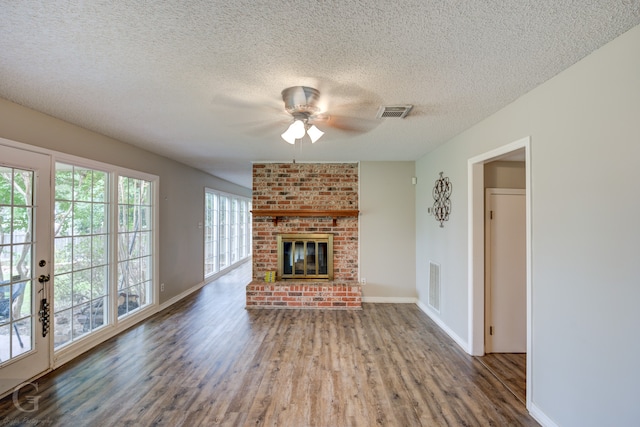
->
[363,296,417,303]
[158,279,207,311]
[415,299,470,353]
[529,402,559,427]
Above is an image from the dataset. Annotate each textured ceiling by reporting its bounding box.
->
[1,1,639,188]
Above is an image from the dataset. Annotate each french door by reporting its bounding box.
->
[0,145,52,396]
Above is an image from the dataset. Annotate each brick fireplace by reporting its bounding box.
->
[246,163,362,309]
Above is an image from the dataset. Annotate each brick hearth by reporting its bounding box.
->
[245,282,362,309]
[247,163,362,309]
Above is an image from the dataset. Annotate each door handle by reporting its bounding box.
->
[38,274,50,283]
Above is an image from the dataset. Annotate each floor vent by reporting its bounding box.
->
[376,105,413,119]
[429,261,441,312]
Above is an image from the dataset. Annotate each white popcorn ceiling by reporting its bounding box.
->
[1,1,639,187]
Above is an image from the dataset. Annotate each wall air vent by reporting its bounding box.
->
[429,261,441,312]
[376,105,413,119]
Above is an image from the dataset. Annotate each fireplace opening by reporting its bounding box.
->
[277,233,333,280]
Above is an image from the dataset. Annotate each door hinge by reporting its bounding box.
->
[489,326,493,335]
[490,210,494,220]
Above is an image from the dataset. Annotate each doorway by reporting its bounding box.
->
[467,137,531,410]
[0,144,52,395]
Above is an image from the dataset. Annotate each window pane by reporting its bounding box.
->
[73,168,93,202]
[72,236,91,270]
[55,201,72,237]
[54,308,72,348]
[54,273,72,311]
[92,235,108,267]
[73,202,93,235]
[54,237,73,275]
[0,167,11,205]
[55,164,73,201]
[92,171,107,202]
[92,203,107,234]
[12,170,32,206]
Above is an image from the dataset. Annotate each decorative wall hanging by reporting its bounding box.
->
[432,172,452,227]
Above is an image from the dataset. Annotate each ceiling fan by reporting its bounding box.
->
[280,86,325,144]
[279,84,381,144]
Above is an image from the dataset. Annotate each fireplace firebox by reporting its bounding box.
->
[277,233,333,280]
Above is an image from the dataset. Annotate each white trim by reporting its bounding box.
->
[363,296,417,303]
[416,300,470,353]
[530,403,560,427]
[467,136,533,412]
[159,280,207,311]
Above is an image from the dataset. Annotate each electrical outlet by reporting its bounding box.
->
[160,283,165,292]
[361,278,366,285]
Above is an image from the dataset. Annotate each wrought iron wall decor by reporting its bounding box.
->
[432,172,452,227]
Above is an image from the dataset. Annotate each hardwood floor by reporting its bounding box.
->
[476,353,527,405]
[0,263,539,426]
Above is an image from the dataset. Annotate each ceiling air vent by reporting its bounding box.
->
[376,105,413,119]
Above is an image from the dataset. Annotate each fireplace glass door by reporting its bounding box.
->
[277,234,333,280]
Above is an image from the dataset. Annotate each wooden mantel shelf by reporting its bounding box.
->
[251,209,359,226]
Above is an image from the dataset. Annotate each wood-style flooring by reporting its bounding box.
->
[476,353,527,405]
[0,263,539,426]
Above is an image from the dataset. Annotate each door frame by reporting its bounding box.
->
[467,136,532,409]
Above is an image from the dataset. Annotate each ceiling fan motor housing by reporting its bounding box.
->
[282,86,321,119]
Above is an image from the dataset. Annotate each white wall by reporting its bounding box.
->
[360,161,416,301]
[416,24,640,427]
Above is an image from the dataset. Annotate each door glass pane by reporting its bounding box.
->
[283,241,293,275]
[294,242,304,274]
[318,242,328,275]
[306,242,316,275]
[0,167,35,362]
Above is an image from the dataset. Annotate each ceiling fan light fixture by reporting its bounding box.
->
[307,125,324,143]
[281,119,306,144]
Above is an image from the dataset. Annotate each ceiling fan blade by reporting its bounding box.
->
[311,98,381,134]
[211,93,284,115]
[234,119,290,137]
[321,114,380,134]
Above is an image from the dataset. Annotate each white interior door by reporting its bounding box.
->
[0,144,52,396]
[485,189,526,353]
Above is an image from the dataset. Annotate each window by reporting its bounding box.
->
[204,190,251,278]
[204,193,218,277]
[54,165,110,347]
[117,176,153,318]
[230,198,238,264]
[53,163,156,350]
